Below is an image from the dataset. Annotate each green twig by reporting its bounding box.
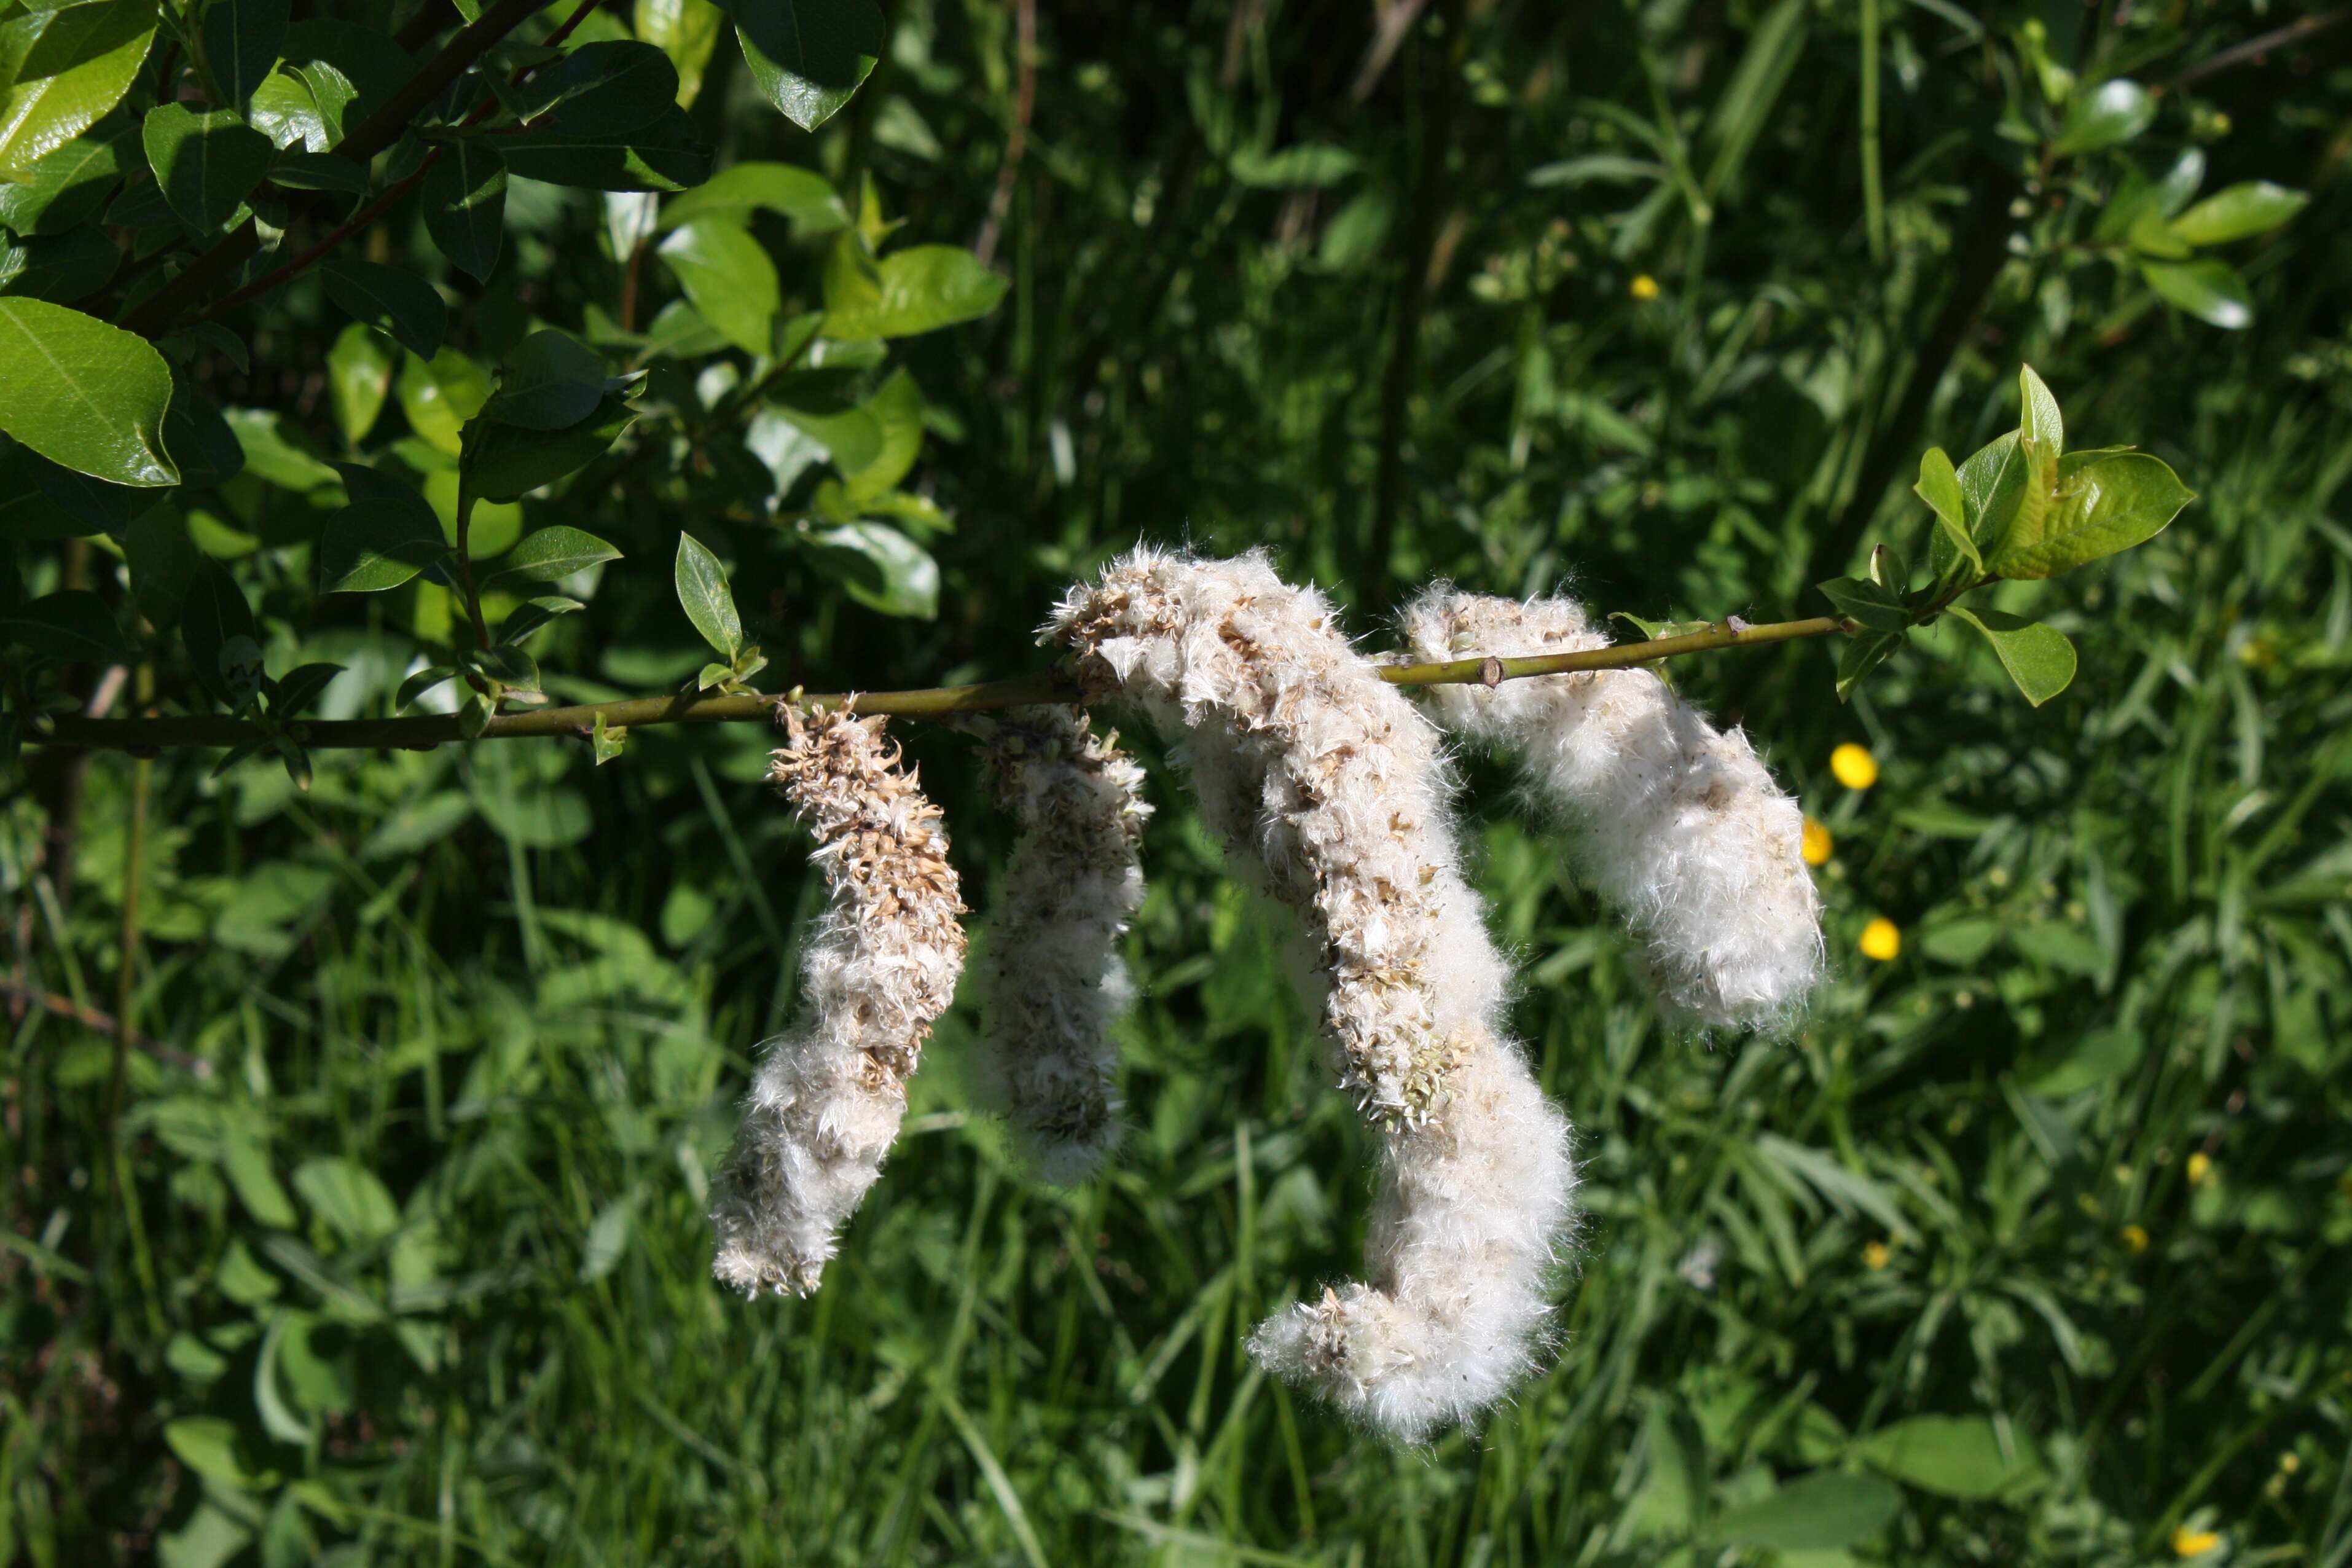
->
[37,614,1854,755]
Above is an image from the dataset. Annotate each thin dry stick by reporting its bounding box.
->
[973,0,1037,269]
[36,614,1853,754]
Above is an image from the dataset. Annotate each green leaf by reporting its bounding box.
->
[1913,445,1981,572]
[2051,78,2152,157]
[318,498,450,592]
[2166,181,2308,246]
[1228,143,1360,189]
[515,40,678,134]
[0,0,157,179]
[1947,606,2076,706]
[270,661,344,718]
[1817,576,1909,633]
[326,321,396,449]
[200,0,291,113]
[723,0,884,131]
[1954,431,2024,547]
[291,1156,399,1244]
[163,1416,257,1488]
[842,368,923,503]
[633,0,725,107]
[821,240,1006,341]
[0,128,123,235]
[223,407,339,495]
[396,347,492,457]
[592,708,627,763]
[1983,451,2193,580]
[498,104,711,191]
[480,525,622,587]
[460,393,634,501]
[162,369,243,488]
[394,665,457,710]
[1835,628,1902,703]
[141,102,274,234]
[657,160,845,233]
[0,227,120,304]
[0,589,125,661]
[496,595,584,646]
[267,149,369,194]
[657,218,779,356]
[2138,257,2252,330]
[673,531,741,657]
[1854,1415,2044,1500]
[2017,364,2063,462]
[421,139,506,282]
[125,505,199,626]
[182,558,259,710]
[1704,1472,1901,1551]
[319,261,447,361]
[806,520,936,618]
[0,298,177,486]
[484,330,610,431]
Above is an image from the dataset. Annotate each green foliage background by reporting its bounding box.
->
[4,0,2350,1562]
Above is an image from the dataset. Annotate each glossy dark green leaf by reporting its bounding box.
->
[723,0,884,132]
[498,105,711,192]
[657,160,846,233]
[0,227,120,304]
[125,504,200,626]
[421,138,506,281]
[182,557,259,710]
[515,40,678,135]
[319,498,452,592]
[319,261,447,361]
[162,367,245,489]
[461,395,634,502]
[0,298,177,485]
[1948,606,2076,706]
[268,151,369,194]
[821,238,1006,341]
[2167,181,2308,246]
[0,0,157,179]
[480,525,622,587]
[2138,257,2252,330]
[673,531,740,657]
[2051,79,2153,157]
[201,0,292,113]
[271,661,345,718]
[657,219,779,356]
[142,103,275,233]
[484,331,610,431]
[496,595,584,646]
[1817,576,1909,632]
[0,589,126,661]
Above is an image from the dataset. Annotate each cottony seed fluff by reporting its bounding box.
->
[1401,587,1823,1031]
[709,707,968,1298]
[1050,547,1579,1444]
[971,707,1152,1183]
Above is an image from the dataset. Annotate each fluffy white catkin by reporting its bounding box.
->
[1400,588,1822,1030]
[1049,547,1578,1443]
[710,707,968,1297]
[970,707,1152,1182]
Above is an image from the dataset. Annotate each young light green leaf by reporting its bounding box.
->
[1703,1472,1900,1552]
[673,531,742,658]
[422,138,507,283]
[326,321,396,449]
[2138,257,2252,330]
[592,709,627,763]
[319,261,447,361]
[804,520,937,618]
[1855,1415,2045,1501]
[318,498,451,592]
[0,298,178,485]
[2166,181,2308,246]
[484,331,610,431]
[1983,452,2193,579]
[697,659,734,691]
[396,347,493,457]
[657,219,780,356]
[657,160,846,233]
[0,0,158,179]
[142,103,275,233]
[634,0,726,106]
[480,525,622,587]
[820,240,1008,341]
[2017,365,2063,463]
[1948,606,2076,706]
[725,0,885,131]
[1817,576,1910,633]
[2050,79,2153,157]
[163,1417,258,1488]
[841,368,923,504]
[1913,445,1980,572]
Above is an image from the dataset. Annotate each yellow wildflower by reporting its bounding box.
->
[2187,1152,2213,1186]
[1830,743,1878,790]
[1801,817,1833,866]
[2170,1526,2221,1558]
[2279,1452,2300,1475]
[2122,1223,2150,1253]
[1862,1241,1891,1271]
[1629,273,1661,302]
[1859,917,1900,962]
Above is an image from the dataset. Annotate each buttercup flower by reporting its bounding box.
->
[2171,1527,2222,1558]
[1830,743,1878,790]
[1052,549,1578,1443]
[1859,917,1900,962]
[2123,1223,2150,1253]
[970,707,1151,1182]
[1801,816,1833,866]
[1401,588,1824,1032]
[2187,1151,2213,1186]
[1863,1241,1891,1271]
[1629,273,1661,301]
[710,707,969,1297]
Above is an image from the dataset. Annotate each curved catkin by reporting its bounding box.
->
[1400,589,1822,1031]
[1049,547,1578,1443]
[710,707,968,1297]
[969,707,1151,1183]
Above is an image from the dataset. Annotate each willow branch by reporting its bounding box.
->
[35,616,1852,754]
